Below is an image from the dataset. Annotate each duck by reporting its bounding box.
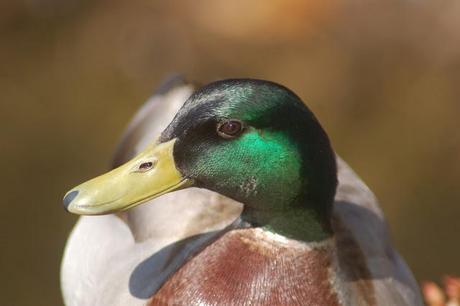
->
[61,76,423,305]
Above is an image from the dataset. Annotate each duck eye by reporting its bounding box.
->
[217,119,244,139]
[138,161,154,172]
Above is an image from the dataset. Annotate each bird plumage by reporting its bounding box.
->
[61,76,422,305]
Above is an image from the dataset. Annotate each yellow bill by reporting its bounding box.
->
[63,138,191,215]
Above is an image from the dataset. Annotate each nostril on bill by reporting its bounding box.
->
[63,190,79,210]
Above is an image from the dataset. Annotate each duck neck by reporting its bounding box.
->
[241,196,334,242]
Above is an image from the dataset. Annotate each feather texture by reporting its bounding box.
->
[61,77,422,305]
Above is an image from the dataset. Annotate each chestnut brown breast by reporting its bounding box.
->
[149,228,340,306]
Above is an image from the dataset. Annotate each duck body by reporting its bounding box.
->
[149,159,419,306]
[62,77,422,305]
[151,228,341,305]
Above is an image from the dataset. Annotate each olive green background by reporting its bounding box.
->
[1,1,459,305]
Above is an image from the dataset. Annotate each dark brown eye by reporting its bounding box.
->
[138,161,153,172]
[217,119,244,139]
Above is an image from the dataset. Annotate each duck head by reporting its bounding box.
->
[64,79,337,241]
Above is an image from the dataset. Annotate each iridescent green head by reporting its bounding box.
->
[162,79,337,240]
[64,79,337,242]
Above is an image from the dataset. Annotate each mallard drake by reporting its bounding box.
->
[62,77,423,305]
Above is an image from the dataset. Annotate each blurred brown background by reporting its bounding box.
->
[1,0,459,304]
